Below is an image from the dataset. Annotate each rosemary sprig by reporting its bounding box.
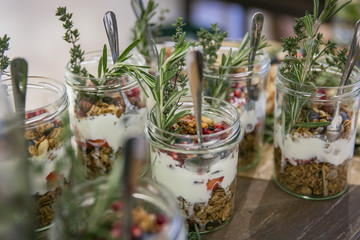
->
[142,17,190,130]
[131,0,168,60]
[198,23,268,99]
[0,34,10,77]
[280,0,350,133]
[56,6,87,77]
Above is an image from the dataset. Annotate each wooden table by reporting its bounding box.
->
[202,177,360,240]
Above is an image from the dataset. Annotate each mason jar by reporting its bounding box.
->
[204,44,270,171]
[65,51,148,179]
[2,76,70,230]
[145,96,243,233]
[0,84,36,239]
[274,64,360,200]
[51,177,187,239]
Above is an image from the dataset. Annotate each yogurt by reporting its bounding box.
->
[238,92,266,133]
[274,124,355,169]
[151,148,238,205]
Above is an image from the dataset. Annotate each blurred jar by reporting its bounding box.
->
[3,76,70,230]
[145,96,243,233]
[0,83,36,239]
[65,51,148,179]
[274,64,360,199]
[204,43,270,171]
[51,177,187,239]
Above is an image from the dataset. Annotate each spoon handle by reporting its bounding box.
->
[247,12,264,101]
[123,137,145,240]
[10,58,28,117]
[103,11,120,62]
[338,20,360,93]
[187,50,204,145]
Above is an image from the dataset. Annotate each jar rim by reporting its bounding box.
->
[203,42,270,80]
[2,76,68,127]
[145,96,244,153]
[65,50,145,92]
[275,62,360,100]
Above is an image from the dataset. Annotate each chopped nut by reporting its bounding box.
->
[38,139,49,156]
[24,130,37,140]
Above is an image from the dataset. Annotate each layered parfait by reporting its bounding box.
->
[57,7,151,178]
[198,24,270,170]
[149,113,241,232]
[273,0,360,199]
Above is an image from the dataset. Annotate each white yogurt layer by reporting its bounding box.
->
[238,92,266,133]
[151,149,238,204]
[274,124,355,168]
[70,108,147,151]
[29,147,70,195]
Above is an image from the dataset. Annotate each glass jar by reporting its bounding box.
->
[204,44,270,171]
[0,84,36,239]
[145,96,244,233]
[2,76,70,230]
[65,51,148,179]
[51,177,187,240]
[274,64,360,200]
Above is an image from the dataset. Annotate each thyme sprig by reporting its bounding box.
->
[280,0,350,133]
[142,17,190,130]
[198,23,268,99]
[0,34,10,76]
[56,6,88,77]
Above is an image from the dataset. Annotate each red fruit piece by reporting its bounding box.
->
[202,127,211,135]
[234,89,241,98]
[156,213,167,226]
[25,109,45,119]
[111,200,124,212]
[215,123,222,129]
[206,176,224,191]
[86,139,109,148]
[314,88,326,100]
[131,225,142,239]
[46,171,63,189]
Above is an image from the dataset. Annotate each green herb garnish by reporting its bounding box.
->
[0,34,10,76]
[280,0,350,133]
[56,6,88,77]
[142,17,190,130]
[131,0,168,61]
[198,23,268,100]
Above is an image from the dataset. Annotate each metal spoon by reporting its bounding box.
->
[10,58,28,120]
[187,50,204,145]
[103,11,138,115]
[122,137,145,240]
[247,12,264,111]
[131,0,156,60]
[327,20,360,140]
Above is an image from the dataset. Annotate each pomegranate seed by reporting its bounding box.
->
[131,225,142,238]
[202,127,211,134]
[170,152,178,160]
[110,200,123,212]
[234,89,241,98]
[215,123,222,129]
[156,214,167,226]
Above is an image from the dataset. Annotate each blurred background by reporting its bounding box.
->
[0,0,359,80]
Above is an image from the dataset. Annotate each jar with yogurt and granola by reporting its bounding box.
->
[204,43,270,171]
[65,51,148,179]
[145,96,243,233]
[274,64,360,199]
[3,76,70,230]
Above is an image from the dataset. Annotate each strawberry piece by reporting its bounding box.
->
[86,139,109,148]
[206,176,224,191]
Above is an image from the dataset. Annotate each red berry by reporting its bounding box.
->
[131,225,142,239]
[215,123,222,129]
[202,127,211,135]
[110,200,123,212]
[234,89,241,98]
[156,213,167,226]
